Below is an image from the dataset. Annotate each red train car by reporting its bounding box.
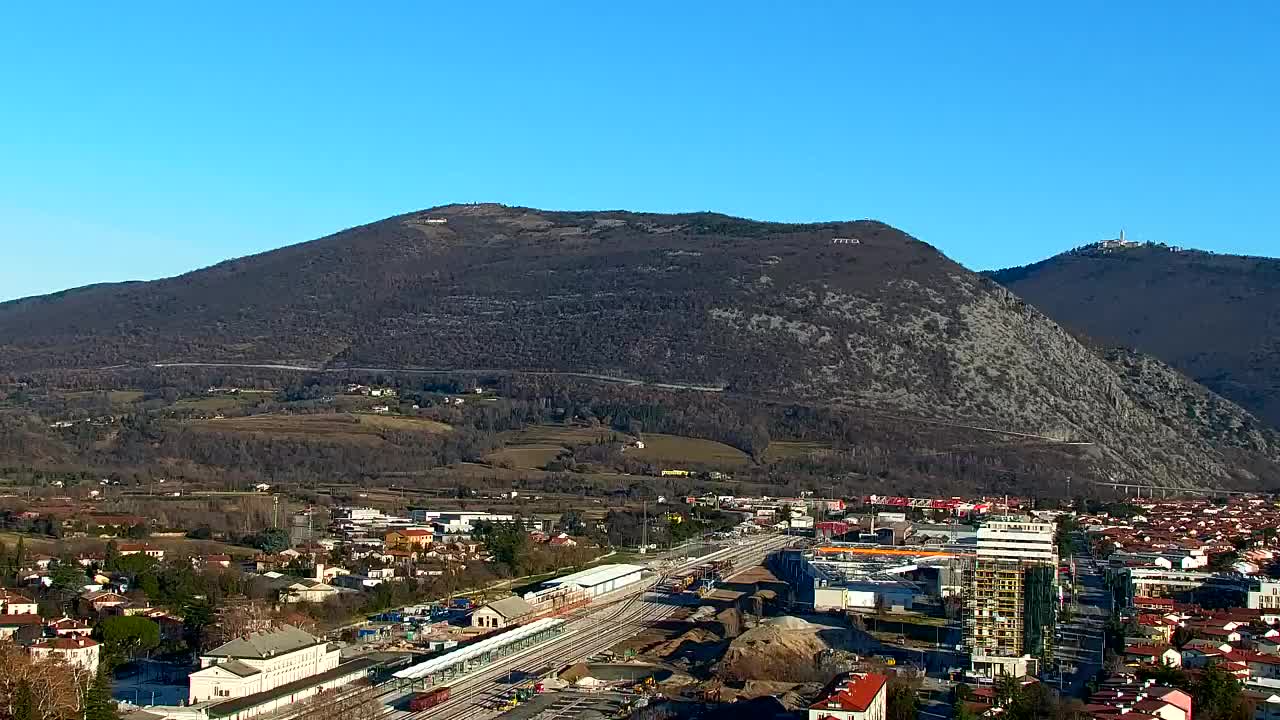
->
[409,686,451,711]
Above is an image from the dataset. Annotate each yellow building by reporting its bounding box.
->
[384,528,433,550]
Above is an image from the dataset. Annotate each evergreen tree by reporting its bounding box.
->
[83,668,120,720]
[10,681,37,720]
[104,540,121,571]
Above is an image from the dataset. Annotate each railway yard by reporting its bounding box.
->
[274,532,799,720]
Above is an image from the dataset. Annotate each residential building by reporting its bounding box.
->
[273,577,338,604]
[188,625,341,704]
[48,616,93,637]
[117,543,165,559]
[1123,643,1182,667]
[0,614,44,641]
[967,517,1058,679]
[808,673,888,720]
[1250,580,1280,611]
[0,590,37,615]
[80,590,130,614]
[28,636,100,673]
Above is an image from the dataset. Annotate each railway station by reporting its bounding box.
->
[391,618,567,689]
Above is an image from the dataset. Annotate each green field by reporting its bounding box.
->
[186,412,452,443]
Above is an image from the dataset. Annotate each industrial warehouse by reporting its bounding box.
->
[540,563,645,598]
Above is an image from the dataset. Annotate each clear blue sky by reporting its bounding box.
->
[2,2,1277,301]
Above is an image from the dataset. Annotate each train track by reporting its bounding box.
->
[266,533,796,720]
[400,533,797,720]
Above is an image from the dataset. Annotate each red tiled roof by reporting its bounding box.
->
[810,674,888,712]
[1123,643,1171,657]
[31,636,98,649]
[0,614,44,625]
[1238,651,1280,666]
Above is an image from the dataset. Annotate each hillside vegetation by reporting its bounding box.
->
[2,205,1279,490]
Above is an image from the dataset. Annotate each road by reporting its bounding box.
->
[1050,536,1110,696]
[148,362,727,392]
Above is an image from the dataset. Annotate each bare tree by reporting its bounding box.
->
[0,641,88,720]
[204,601,282,650]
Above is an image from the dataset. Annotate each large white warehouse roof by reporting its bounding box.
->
[393,618,565,679]
[543,563,645,589]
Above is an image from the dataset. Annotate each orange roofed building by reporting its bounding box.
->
[809,673,888,720]
[385,528,434,550]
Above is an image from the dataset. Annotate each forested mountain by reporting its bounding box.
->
[990,242,1280,429]
[3,205,1279,490]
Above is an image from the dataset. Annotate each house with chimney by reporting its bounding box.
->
[808,673,888,720]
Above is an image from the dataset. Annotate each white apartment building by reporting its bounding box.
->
[1250,580,1280,611]
[188,625,341,704]
[28,636,100,673]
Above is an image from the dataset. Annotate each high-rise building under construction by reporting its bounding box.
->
[966,517,1058,679]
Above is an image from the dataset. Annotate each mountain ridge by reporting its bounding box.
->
[989,240,1280,429]
[3,204,1279,490]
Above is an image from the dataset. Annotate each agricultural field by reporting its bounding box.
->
[174,396,259,412]
[503,424,615,446]
[490,424,616,469]
[57,389,147,405]
[0,530,254,558]
[185,412,452,443]
[491,424,821,469]
[764,440,833,460]
[626,433,750,467]
[486,446,565,470]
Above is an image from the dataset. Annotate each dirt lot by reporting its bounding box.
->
[717,616,853,682]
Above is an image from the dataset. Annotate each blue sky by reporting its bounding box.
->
[1,2,1277,301]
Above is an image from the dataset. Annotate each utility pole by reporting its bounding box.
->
[642,499,648,552]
